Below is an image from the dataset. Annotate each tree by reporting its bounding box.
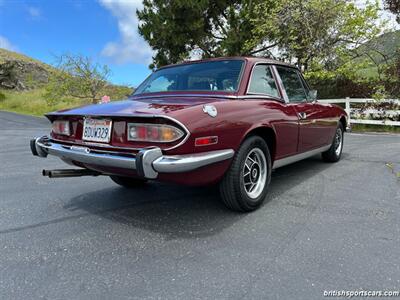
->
[45,54,110,104]
[137,0,279,68]
[250,0,381,71]
[384,0,400,23]
[137,0,381,70]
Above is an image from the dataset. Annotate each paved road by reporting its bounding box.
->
[0,111,399,299]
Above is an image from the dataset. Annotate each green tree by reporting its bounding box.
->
[251,0,381,71]
[137,0,381,70]
[137,0,279,68]
[45,54,110,104]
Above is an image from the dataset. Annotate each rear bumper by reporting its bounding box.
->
[30,136,234,179]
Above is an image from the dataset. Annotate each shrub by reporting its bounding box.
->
[0,91,5,102]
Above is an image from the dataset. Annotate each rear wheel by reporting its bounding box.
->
[219,136,271,212]
[110,176,147,188]
[322,123,344,162]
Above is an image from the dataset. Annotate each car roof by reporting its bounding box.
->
[157,56,296,70]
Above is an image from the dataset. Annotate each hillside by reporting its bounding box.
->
[352,30,400,78]
[356,30,400,65]
[0,49,133,116]
[0,48,56,90]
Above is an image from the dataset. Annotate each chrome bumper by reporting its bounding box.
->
[30,136,234,179]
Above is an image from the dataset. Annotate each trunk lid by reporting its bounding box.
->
[46,95,228,119]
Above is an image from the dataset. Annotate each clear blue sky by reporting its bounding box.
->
[0,0,152,87]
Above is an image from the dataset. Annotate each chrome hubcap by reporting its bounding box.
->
[243,148,267,199]
[334,128,342,156]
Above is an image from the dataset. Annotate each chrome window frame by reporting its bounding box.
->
[274,65,309,104]
[245,62,284,102]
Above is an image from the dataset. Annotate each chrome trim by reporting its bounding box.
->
[31,136,234,179]
[273,144,331,169]
[130,93,288,104]
[130,94,239,100]
[139,148,163,179]
[36,138,137,170]
[51,137,143,151]
[152,149,234,173]
[271,65,289,103]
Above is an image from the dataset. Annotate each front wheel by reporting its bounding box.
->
[219,136,272,212]
[110,176,147,188]
[322,123,344,162]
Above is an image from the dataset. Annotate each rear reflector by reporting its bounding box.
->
[195,136,218,146]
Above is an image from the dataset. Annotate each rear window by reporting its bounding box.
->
[134,60,244,94]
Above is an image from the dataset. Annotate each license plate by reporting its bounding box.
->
[82,118,112,143]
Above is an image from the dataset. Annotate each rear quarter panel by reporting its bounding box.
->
[167,99,299,161]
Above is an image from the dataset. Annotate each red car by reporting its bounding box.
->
[30,57,347,212]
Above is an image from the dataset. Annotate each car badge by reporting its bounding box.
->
[203,105,218,118]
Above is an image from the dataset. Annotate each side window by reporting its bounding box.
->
[276,67,307,103]
[248,65,279,98]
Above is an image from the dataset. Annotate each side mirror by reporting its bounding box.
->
[308,90,318,102]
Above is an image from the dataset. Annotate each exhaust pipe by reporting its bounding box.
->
[42,169,101,178]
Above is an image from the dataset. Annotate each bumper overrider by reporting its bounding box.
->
[30,136,234,179]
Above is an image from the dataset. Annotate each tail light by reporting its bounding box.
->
[52,120,70,136]
[127,123,184,142]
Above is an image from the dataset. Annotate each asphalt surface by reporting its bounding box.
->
[0,110,399,300]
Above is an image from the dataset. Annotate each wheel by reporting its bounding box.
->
[219,136,272,212]
[110,175,147,188]
[322,123,344,162]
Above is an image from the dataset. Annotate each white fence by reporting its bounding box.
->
[318,98,400,127]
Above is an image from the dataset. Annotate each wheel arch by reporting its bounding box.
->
[339,115,347,131]
[243,126,277,163]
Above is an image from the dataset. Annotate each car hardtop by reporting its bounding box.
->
[156,56,297,71]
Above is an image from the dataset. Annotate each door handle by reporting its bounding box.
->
[298,112,307,120]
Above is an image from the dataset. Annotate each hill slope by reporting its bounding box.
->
[0,49,133,116]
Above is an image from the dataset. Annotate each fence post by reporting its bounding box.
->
[345,97,351,124]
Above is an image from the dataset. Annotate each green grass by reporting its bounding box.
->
[350,124,400,134]
[0,89,87,116]
[0,85,133,116]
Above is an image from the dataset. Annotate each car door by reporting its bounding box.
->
[246,64,299,159]
[274,66,329,153]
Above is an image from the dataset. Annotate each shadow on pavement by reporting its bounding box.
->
[65,154,334,239]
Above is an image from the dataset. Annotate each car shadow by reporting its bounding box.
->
[64,154,335,239]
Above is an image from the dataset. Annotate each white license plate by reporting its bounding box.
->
[82,118,112,143]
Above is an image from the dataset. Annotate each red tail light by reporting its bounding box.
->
[195,136,218,146]
[127,123,184,142]
[52,120,70,136]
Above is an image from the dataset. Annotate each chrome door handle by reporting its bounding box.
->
[298,112,307,119]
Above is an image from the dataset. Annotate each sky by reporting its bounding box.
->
[0,0,398,87]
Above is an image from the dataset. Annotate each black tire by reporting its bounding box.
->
[219,136,272,212]
[110,175,147,188]
[322,123,344,162]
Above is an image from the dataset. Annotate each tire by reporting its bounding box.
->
[322,123,344,162]
[219,136,272,212]
[110,175,147,188]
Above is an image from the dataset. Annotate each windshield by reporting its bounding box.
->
[134,60,244,95]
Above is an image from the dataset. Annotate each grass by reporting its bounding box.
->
[0,85,133,116]
[350,124,400,134]
[0,89,87,116]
